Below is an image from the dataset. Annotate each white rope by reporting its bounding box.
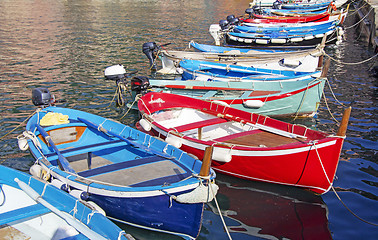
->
[211,184,232,240]
[344,6,374,30]
[322,50,378,65]
[312,142,378,226]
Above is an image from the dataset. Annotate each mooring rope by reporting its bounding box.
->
[210,183,233,240]
[344,6,374,30]
[312,142,378,227]
[322,50,378,65]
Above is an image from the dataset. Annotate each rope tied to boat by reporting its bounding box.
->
[321,49,378,65]
[312,142,378,227]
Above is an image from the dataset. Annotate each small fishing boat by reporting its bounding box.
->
[189,41,318,52]
[20,88,218,239]
[179,59,321,82]
[105,60,328,118]
[137,92,351,194]
[233,20,338,34]
[142,40,324,74]
[225,26,341,46]
[0,165,131,240]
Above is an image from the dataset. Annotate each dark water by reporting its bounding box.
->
[0,0,377,239]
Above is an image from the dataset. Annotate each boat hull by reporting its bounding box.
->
[143,77,325,118]
[25,106,212,239]
[138,92,345,194]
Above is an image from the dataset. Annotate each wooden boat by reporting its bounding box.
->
[20,88,218,239]
[242,12,331,23]
[179,59,321,82]
[279,1,333,10]
[142,41,324,74]
[234,20,338,34]
[129,75,326,118]
[0,165,131,240]
[137,92,351,194]
[189,41,318,52]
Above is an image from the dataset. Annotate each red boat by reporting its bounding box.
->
[240,9,347,24]
[242,12,331,24]
[137,92,351,194]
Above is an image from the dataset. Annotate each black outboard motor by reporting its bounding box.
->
[226,15,239,26]
[131,76,150,103]
[219,20,229,30]
[245,8,254,18]
[252,5,263,15]
[131,76,150,96]
[32,88,54,107]
[273,0,282,9]
[142,42,159,70]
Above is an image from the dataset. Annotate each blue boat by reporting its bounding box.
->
[21,88,218,240]
[279,1,332,10]
[262,6,329,15]
[233,20,337,34]
[189,41,317,52]
[280,1,331,9]
[0,165,131,240]
[179,59,321,82]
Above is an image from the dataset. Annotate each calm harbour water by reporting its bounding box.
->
[0,0,377,239]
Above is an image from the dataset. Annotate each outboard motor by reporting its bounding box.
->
[226,15,236,23]
[32,88,54,107]
[104,64,127,82]
[252,5,263,15]
[273,0,282,9]
[229,17,239,26]
[245,8,254,18]
[219,20,229,30]
[130,76,151,101]
[142,42,159,70]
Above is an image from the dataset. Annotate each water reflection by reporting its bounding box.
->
[201,175,331,240]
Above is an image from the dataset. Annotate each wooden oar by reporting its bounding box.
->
[199,146,213,177]
[77,117,174,159]
[36,125,76,173]
[337,107,352,136]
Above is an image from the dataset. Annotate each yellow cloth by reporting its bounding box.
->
[40,112,69,126]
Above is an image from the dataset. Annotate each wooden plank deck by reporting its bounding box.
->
[220,131,301,148]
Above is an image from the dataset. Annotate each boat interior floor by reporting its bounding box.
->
[67,154,191,187]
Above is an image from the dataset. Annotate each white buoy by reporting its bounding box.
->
[139,119,152,132]
[212,148,232,163]
[17,135,28,151]
[30,164,43,178]
[165,134,182,148]
[271,38,286,44]
[243,100,265,108]
[255,39,269,45]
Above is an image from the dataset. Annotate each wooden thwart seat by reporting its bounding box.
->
[172,117,228,133]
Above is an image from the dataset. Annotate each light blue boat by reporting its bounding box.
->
[129,75,326,118]
[0,165,131,240]
[179,59,321,82]
[22,88,218,240]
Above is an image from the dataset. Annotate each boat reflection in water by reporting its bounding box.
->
[202,174,332,240]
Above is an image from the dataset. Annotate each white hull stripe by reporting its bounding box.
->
[154,127,337,156]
